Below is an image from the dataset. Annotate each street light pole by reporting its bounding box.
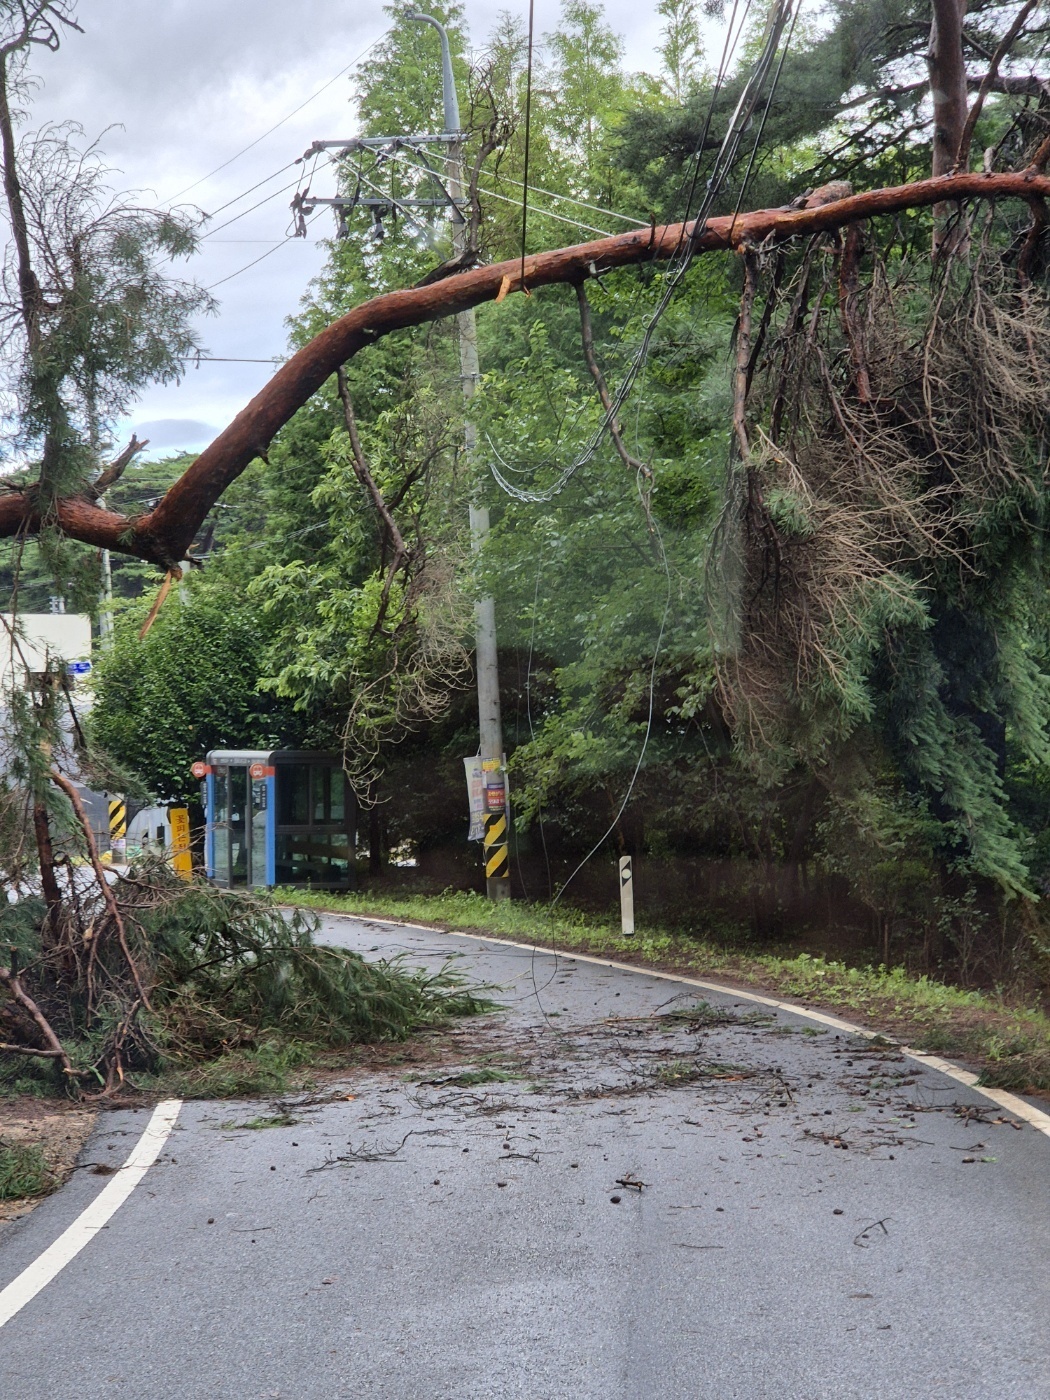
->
[408,10,509,898]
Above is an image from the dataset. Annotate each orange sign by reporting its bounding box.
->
[249,762,266,779]
[191,761,207,779]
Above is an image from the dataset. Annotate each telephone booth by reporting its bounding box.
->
[199,750,356,889]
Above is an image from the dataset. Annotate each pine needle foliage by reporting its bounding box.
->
[0,862,490,1099]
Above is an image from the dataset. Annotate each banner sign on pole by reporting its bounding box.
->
[463,757,485,841]
[169,807,193,881]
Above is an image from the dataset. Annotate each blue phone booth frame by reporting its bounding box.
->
[201,750,356,890]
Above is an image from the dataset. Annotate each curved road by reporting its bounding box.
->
[0,914,1047,1399]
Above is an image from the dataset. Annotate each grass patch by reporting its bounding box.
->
[287,888,1050,1096]
[441,1067,521,1086]
[220,1112,299,1131]
[0,1141,54,1201]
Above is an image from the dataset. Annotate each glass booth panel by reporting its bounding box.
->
[213,766,230,885]
[279,764,311,827]
[251,778,268,887]
[229,766,248,885]
[275,832,351,885]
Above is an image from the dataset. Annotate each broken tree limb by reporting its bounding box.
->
[4,172,1050,566]
[91,434,149,496]
[336,367,409,635]
[574,280,650,478]
[48,768,153,1013]
[954,0,1040,174]
[0,958,74,1074]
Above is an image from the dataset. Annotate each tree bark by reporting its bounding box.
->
[32,798,64,950]
[928,0,970,253]
[3,170,1050,565]
[0,56,43,350]
[929,0,969,176]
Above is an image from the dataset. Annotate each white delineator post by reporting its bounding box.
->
[619,855,635,937]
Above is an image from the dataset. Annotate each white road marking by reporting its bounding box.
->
[331,912,1050,1140]
[0,1098,181,1330]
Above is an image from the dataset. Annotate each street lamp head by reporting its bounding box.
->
[403,8,460,134]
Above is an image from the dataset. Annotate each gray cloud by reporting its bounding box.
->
[20,2,668,441]
[131,419,219,449]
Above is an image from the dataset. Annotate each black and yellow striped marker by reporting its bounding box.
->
[108,797,126,842]
[483,812,509,881]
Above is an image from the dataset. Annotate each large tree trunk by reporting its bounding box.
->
[3,170,1050,566]
[929,0,969,176]
[928,0,970,253]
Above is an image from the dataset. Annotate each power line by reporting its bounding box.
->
[164,39,382,204]
[381,147,619,237]
[488,0,797,506]
[201,172,307,240]
[473,182,615,238]
[520,0,536,289]
[206,237,298,291]
[413,142,648,227]
[201,160,300,224]
[206,208,327,290]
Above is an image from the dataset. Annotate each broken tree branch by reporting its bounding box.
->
[336,367,409,635]
[574,279,649,477]
[0,957,73,1074]
[955,0,1040,173]
[4,173,1050,565]
[837,222,873,403]
[733,251,759,462]
[92,434,149,496]
[48,768,153,1013]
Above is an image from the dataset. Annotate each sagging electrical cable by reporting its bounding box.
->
[520,0,536,291]
[488,0,797,506]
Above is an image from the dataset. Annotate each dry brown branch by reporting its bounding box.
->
[733,251,760,462]
[48,768,152,1013]
[1027,130,1050,174]
[1019,196,1049,283]
[715,243,1050,747]
[137,568,180,640]
[92,434,148,496]
[335,367,411,637]
[837,223,872,404]
[0,956,73,1074]
[574,280,649,478]
[955,0,1040,173]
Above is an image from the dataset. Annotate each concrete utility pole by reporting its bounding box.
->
[408,10,510,899]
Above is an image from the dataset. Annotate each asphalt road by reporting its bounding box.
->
[0,914,1048,1399]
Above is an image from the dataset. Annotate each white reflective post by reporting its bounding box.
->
[619,856,635,937]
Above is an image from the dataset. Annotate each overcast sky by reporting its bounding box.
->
[24,0,670,457]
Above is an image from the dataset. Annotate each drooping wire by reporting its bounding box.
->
[486,0,797,506]
[548,499,673,912]
[206,206,326,290]
[519,0,536,291]
[200,160,301,226]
